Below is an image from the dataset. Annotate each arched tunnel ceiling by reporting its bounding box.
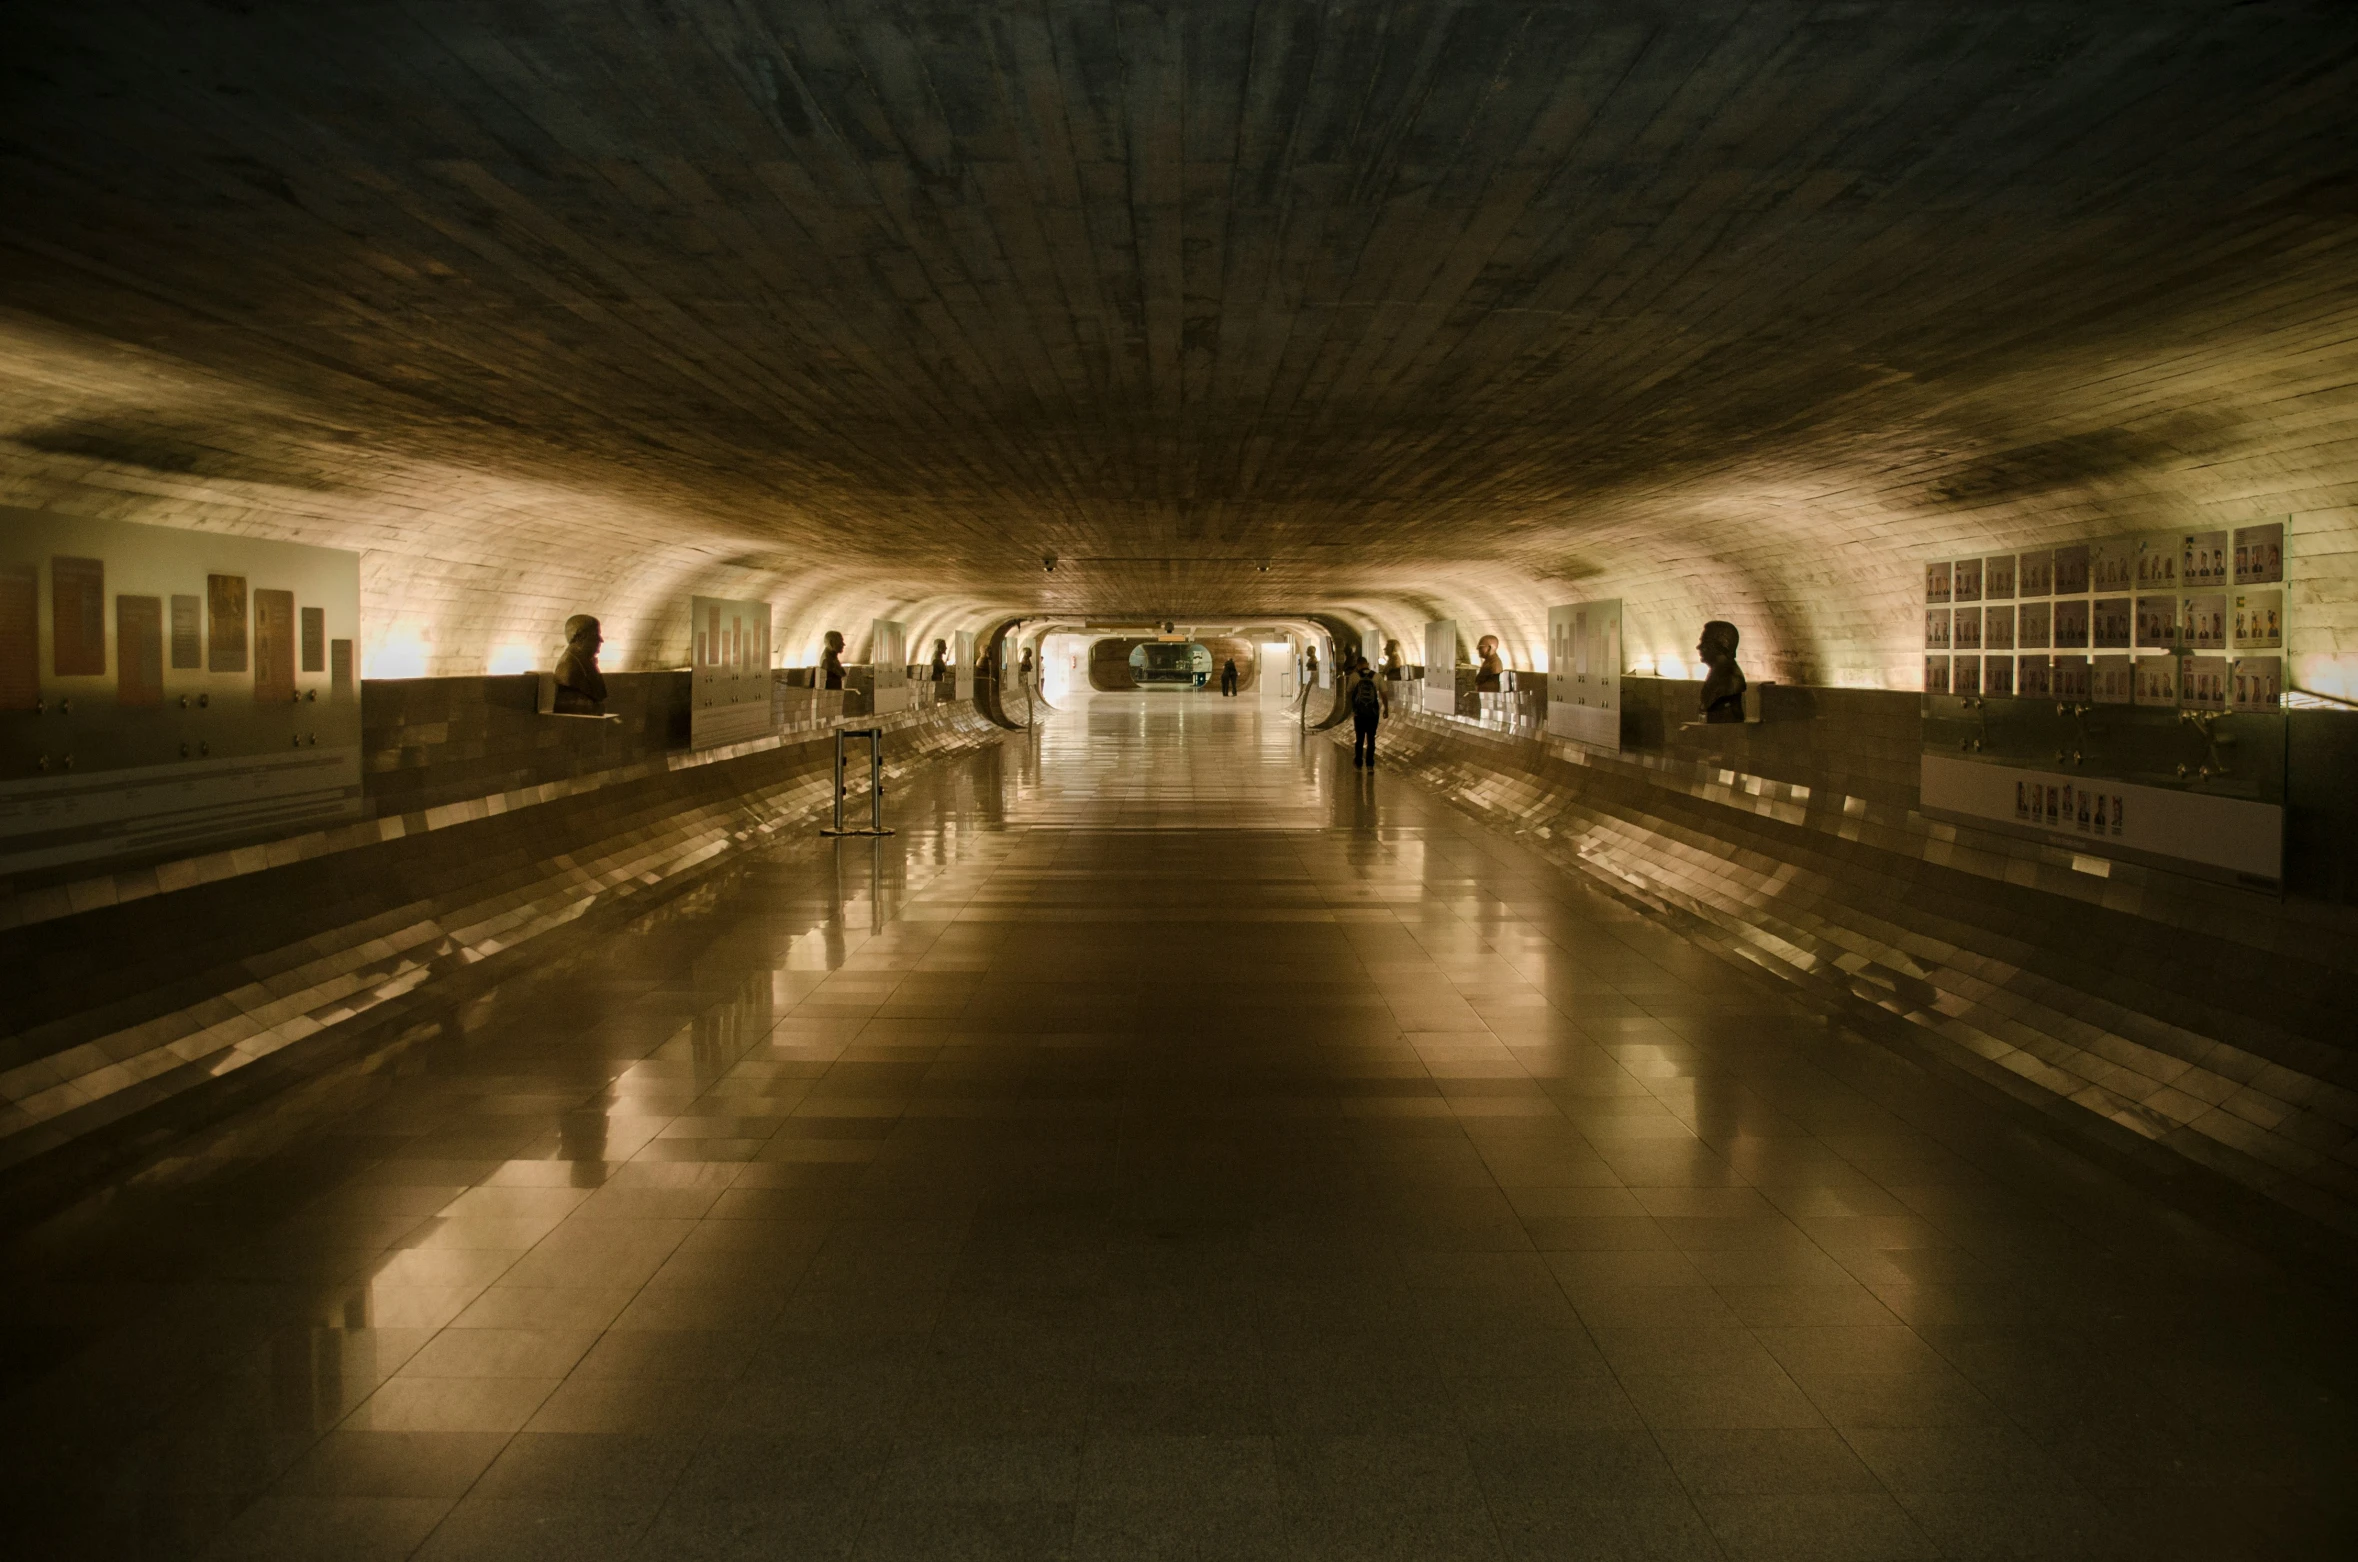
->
[4,1,2357,686]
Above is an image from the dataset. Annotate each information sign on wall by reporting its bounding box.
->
[1546,599,1622,750]
[870,618,911,712]
[1419,619,1458,719]
[689,595,775,749]
[0,508,362,878]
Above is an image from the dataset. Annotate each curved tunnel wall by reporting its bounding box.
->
[6,0,2357,700]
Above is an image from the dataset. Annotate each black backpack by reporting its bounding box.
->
[1352,676,1380,718]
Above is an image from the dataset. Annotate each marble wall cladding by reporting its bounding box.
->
[1355,690,2358,1242]
[0,699,1004,1216]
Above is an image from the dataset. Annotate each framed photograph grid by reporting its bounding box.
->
[1922,520,2287,712]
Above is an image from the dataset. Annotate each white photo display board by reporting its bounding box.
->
[1546,599,1622,749]
[0,508,363,876]
[689,595,775,749]
[1924,520,2285,713]
[1920,520,2288,879]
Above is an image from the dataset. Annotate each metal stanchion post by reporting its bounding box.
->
[820,726,894,836]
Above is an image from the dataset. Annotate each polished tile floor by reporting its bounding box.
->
[3,693,2353,1560]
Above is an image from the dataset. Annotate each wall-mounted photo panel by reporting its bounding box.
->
[207,573,248,672]
[53,556,106,676]
[2133,594,2177,650]
[1984,656,2013,697]
[1984,604,2015,651]
[2234,520,2284,585]
[2016,600,2052,649]
[2052,597,2089,648]
[1546,599,1622,749]
[2092,596,2132,649]
[2181,593,2226,651]
[690,595,776,749]
[2017,655,2052,699]
[2133,656,2178,707]
[2232,655,2281,712]
[2054,544,2090,594]
[1983,554,2016,599]
[1925,561,1952,604]
[2134,534,2180,592]
[1924,655,1950,695]
[0,507,362,878]
[1953,556,1983,602]
[1953,606,1982,651]
[2018,550,2054,597]
[1953,656,1981,697]
[2182,655,2227,712]
[2233,590,2282,648]
[116,595,163,707]
[2181,530,2228,588]
[170,594,200,669]
[254,588,296,704]
[865,617,910,711]
[1924,607,1951,650]
[2091,537,2136,592]
[1,566,36,711]
[2053,655,2090,701]
[1420,618,1459,717]
[2092,654,2133,704]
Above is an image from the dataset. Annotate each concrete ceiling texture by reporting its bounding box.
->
[4,1,2357,690]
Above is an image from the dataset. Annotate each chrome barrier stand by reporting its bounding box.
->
[820,726,894,836]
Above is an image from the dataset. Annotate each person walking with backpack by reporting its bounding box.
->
[1350,666,1382,769]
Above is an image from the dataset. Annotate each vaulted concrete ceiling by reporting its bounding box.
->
[5,2,2357,686]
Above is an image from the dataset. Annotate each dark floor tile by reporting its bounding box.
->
[1893,1489,2135,1561]
[1465,1427,1685,1504]
[1656,1427,1882,1495]
[848,1499,1075,1561]
[1491,1496,1727,1562]
[414,1495,655,1561]
[473,1430,695,1499]
[629,1497,867,1561]
[1695,1492,1940,1562]
[1071,1495,1296,1561]
[197,1494,452,1561]
[274,1430,510,1497]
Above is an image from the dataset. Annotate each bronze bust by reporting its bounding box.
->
[553,614,607,713]
[1698,620,1747,723]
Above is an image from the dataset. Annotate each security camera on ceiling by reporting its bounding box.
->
[1042,552,1058,573]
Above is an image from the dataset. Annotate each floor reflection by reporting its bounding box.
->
[0,694,2352,1559]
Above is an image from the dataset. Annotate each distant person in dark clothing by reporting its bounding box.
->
[1221,658,1239,696]
[820,630,846,691]
[1350,667,1382,768]
[1698,620,1747,723]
